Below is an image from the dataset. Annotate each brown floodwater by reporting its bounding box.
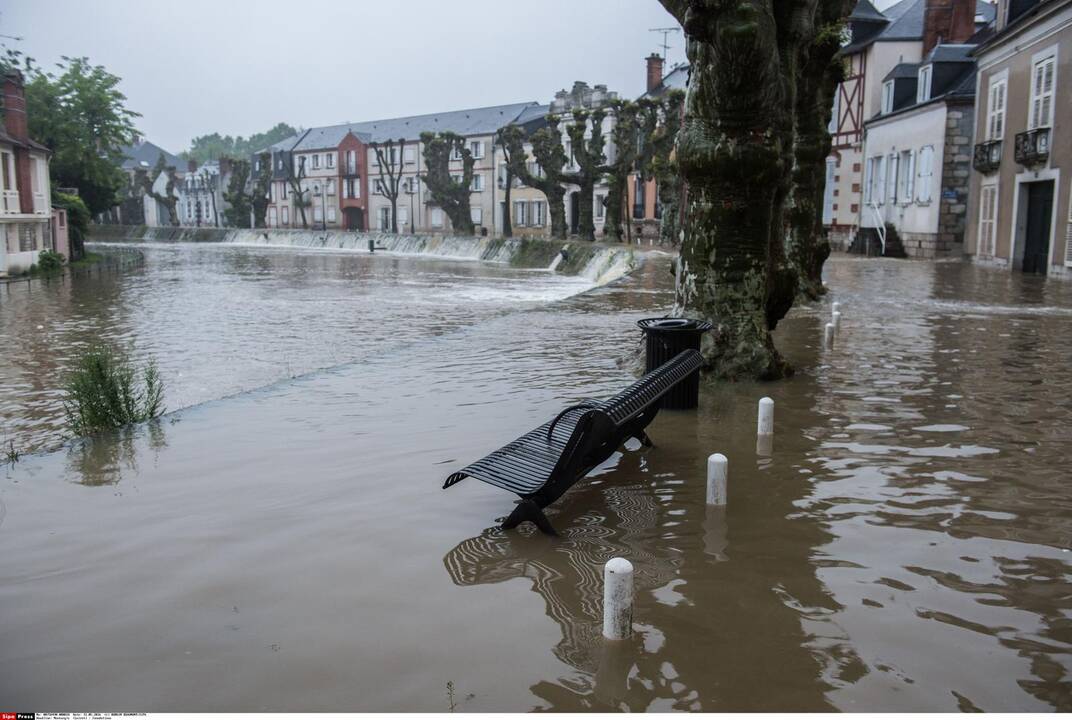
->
[1,245,1071,711]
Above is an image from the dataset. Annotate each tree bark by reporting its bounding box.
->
[562,108,607,241]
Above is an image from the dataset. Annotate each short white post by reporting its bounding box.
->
[757,397,774,437]
[706,453,728,506]
[832,301,841,316]
[603,558,634,640]
[824,322,835,348]
[832,311,842,332]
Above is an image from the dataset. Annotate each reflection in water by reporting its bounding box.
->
[64,420,169,486]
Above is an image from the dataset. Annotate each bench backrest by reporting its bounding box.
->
[599,350,703,426]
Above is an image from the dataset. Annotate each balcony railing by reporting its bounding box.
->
[1,189,19,214]
[1014,127,1051,166]
[973,139,1002,173]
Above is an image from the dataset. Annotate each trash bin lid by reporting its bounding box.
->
[637,317,713,333]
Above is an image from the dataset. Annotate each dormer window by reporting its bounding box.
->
[881,80,895,114]
[917,65,932,103]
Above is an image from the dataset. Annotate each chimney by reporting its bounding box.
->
[646,54,664,93]
[923,0,976,55]
[2,70,29,143]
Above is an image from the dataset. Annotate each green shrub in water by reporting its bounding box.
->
[63,345,165,436]
[35,249,65,273]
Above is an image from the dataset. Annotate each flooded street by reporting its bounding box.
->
[1,245,1071,711]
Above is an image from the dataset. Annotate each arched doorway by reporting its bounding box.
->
[344,207,365,231]
[569,191,580,236]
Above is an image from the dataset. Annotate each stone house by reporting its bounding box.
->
[179,159,235,227]
[824,0,996,251]
[965,0,1072,277]
[858,43,982,257]
[0,70,54,276]
[494,105,553,238]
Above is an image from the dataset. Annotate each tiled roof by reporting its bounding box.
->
[348,102,539,143]
[883,62,920,81]
[119,140,183,170]
[849,0,889,23]
[926,43,975,63]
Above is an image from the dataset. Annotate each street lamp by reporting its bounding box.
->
[406,178,416,235]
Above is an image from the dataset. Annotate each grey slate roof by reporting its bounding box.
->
[843,0,996,53]
[849,0,889,23]
[926,42,976,63]
[514,104,551,125]
[292,125,371,151]
[884,62,921,81]
[120,140,183,170]
[348,102,539,143]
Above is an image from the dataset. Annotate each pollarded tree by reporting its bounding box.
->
[284,153,309,228]
[143,153,179,226]
[223,158,252,228]
[496,131,515,238]
[641,90,686,246]
[602,101,640,243]
[561,108,607,241]
[658,0,852,380]
[369,138,406,234]
[498,121,569,239]
[250,152,271,229]
[420,131,475,236]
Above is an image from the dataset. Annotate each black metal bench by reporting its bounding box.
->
[443,349,703,535]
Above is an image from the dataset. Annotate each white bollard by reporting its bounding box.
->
[824,322,835,348]
[603,558,634,640]
[757,397,774,437]
[707,453,728,506]
[832,311,842,332]
[832,301,841,316]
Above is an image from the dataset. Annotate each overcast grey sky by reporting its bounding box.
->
[4,1,681,153]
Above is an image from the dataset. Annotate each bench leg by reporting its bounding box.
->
[634,431,654,448]
[501,499,558,536]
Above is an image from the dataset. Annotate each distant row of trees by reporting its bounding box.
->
[182,123,298,164]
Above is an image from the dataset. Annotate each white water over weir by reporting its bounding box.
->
[89,226,636,286]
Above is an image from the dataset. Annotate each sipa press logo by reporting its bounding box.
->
[1,714,33,720]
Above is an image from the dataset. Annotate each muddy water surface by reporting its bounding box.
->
[1,249,1071,711]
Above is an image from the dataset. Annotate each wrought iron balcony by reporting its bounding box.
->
[973,140,1002,173]
[1014,128,1051,167]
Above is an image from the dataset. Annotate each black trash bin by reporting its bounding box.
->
[637,317,711,409]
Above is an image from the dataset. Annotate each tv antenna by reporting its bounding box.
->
[649,26,681,66]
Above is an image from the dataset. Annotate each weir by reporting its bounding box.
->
[88,225,636,285]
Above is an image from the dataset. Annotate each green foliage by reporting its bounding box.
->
[223,158,252,228]
[420,132,475,235]
[602,101,640,242]
[34,249,65,273]
[562,108,607,241]
[63,345,165,437]
[499,121,568,239]
[24,56,141,215]
[184,123,298,163]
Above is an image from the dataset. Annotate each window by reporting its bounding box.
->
[312,154,320,169]
[471,206,483,224]
[897,149,914,204]
[398,206,409,226]
[917,65,932,103]
[255,159,261,172]
[313,183,321,196]
[431,207,443,227]
[346,150,356,174]
[471,174,484,192]
[403,147,415,164]
[378,206,392,230]
[451,173,462,185]
[313,206,323,222]
[595,194,606,219]
[978,183,998,256]
[532,201,545,226]
[450,145,462,161]
[269,207,278,225]
[327,207,336,223]
[327,180,335,196]
[886,153,899,204]
[342,180,350,199]
[1029,55,1056,129]
[470,141,484,159]
[373,178,385,194]
[881,80,895,114]
[917,145,934,202]
[282,206,289,225]
[326,152,335,169]
[407,176,419,193]
[987,77,1007,140]
[528,161,543,179]
[514,200,527,226]
[1,151,11,190]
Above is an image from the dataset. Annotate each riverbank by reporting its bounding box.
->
[2,254,1072,711]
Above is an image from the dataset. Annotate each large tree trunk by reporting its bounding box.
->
[669,0,794,380]
[787,5,849,299]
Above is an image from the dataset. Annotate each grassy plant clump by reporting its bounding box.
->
[34,249,66,273]
[63,345,165,436]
